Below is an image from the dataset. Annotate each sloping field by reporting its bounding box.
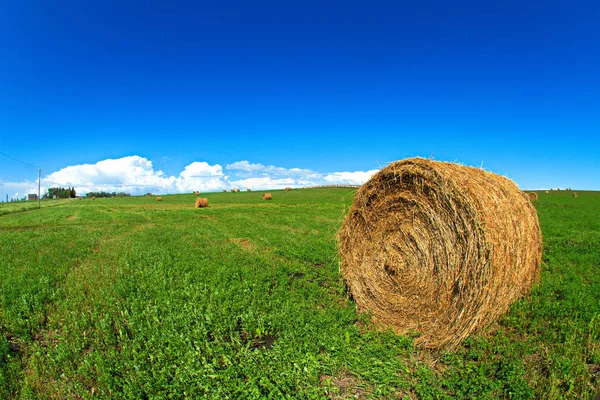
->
[0,188,598,398]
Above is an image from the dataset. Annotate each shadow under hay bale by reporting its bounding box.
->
[263,193,272,200]
[195,198,208,208]
[338,157,542,349]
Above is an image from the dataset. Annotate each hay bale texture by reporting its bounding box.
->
[156,196,162,202]
[573,192,578,198]
[528,192,538,201]
[263,193,272,200]
[285,187,291,191]
[195,198,208,208]
[338,158,542,349]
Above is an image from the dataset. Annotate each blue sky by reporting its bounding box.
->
[1,0,598,199]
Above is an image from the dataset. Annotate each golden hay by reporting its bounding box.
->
[236,189,241,192]
[263,193,272,200]
[156,196,162,202]
[195,198,208,208]
[338,158,542,349]
[285,187,291,191]
[231,189,235,193]
[528,192,538,201]
[223,190,227,193]
[573,192,578,198]
[545,190,549,194]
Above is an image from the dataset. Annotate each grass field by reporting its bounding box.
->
[0,188,598,399]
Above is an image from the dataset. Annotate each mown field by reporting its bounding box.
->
[0,188,598,399]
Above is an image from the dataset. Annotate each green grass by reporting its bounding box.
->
[0,188,598,398]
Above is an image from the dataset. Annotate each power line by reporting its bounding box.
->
[0,151,39,170]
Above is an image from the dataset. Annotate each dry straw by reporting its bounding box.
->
[236,189,241,192]
[285,187,291,191]
[545,190,549,194]
[195,198,208,208]
[223,190,227,193]
[263,193,272,200]
[156,196,162,202]
[573,192,578,198]
[338,158,542,349]
[528,192,538,201]
[231,189,235,193]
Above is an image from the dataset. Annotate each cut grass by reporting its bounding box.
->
[0,188,598,398]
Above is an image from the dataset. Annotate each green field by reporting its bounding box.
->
[0,188,598,399]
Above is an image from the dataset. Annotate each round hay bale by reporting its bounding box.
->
[156,196,162,202]
[545,190,549,194]
[195,198,208,208]
[223,190,227,193]
[285,187,291,191]
[231,189,235,193]
[247,188,251,192]
[236,189,241,192]
[263,193,272,200]
[92,197,95,200]
[528,192,538,201]
[338,158,542,349]
[573,192,578,198]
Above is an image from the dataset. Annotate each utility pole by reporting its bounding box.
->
[38,168,41,209]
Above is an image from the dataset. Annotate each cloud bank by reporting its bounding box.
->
[1,156,379,199]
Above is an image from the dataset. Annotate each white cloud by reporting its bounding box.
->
[324,170,379,185]
[226,161,321,180]
[1,156,379,200]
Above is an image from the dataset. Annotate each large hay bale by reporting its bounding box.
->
[338,158,542,349]
[528,192,538,201]
[263,193,272,200]
[545,190,549,194]
[223,190,227,193]
[231,189,235,193]
[156,196,162,202]
[236,189,241,192]
[195,198,208,208]
[285,187,291,191]
[573,192,578,198]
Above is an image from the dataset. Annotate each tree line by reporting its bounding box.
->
[45,187,76,199]
[85,191,131,198]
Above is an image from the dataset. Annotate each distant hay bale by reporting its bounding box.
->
[195,198,208,208]
[338,158,542,349]
[92,197,95,200]
[545,190,549,194]
[236,189,240,192]
[156,196,162,202]
[223,190,227,193]
[528,192,538,201]
[263,193,272,200]
[285,187,291,191]
[573,192,578,198]
[247,188,251,192]
[231,189,235,193]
